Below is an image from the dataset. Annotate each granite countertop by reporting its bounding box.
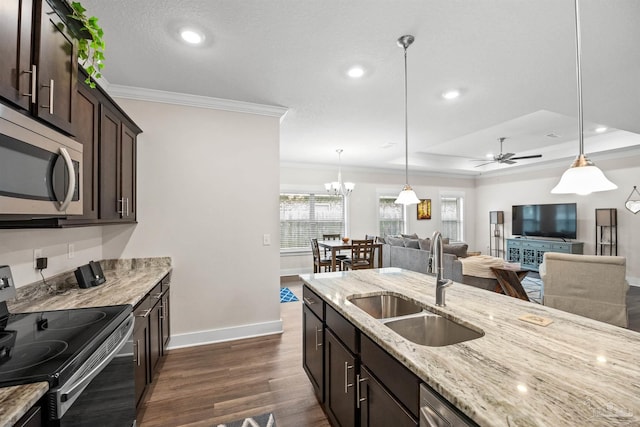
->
[300,268,640,427]
[0,257,172,427]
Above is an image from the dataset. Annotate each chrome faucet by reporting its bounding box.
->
[428,231,453,306]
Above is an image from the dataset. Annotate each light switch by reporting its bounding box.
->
[263,234,271,246]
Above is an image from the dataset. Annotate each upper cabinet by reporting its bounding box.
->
[0,0,77,135]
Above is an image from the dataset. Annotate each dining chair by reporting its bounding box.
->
[342,239,375,270]
[322,233,347,259]
[311,238,340,272]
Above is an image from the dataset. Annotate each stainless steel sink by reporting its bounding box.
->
[383,313,484,347]
[347,294,423,319]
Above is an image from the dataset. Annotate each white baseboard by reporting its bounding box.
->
[167,319,283,350]
[280,267,311,277]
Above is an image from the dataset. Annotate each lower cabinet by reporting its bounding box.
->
[133,273,171,409]
[302,304,324,401]
[12,404,41,427]
[324,330,357,426]
[302,285,418,427]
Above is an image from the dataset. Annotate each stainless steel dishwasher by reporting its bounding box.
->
[420,383,477,427]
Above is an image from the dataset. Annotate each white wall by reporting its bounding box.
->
[100,98,283,347]
[0,227,103,287]
[475,151,640,284]
[280,164,476,275]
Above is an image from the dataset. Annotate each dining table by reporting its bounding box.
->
[317,240,383,272]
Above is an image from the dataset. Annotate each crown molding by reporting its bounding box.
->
[106,84,289,119]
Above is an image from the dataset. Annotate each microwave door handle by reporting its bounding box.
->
[57,147,75,212]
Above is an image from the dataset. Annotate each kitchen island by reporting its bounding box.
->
[0,257,172,427]
[301,268,640,426]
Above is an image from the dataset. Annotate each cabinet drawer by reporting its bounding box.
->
[161,272,172,287]
[325,304,358,354]
[361,333,420,418]
[522,241,551,249]
[303,286,324,320]
[550,243,570,252]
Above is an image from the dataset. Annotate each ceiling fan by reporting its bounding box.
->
[473,137,542,167]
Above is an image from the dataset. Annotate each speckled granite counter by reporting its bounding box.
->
[300,268,640,427]
[0,257,172,427]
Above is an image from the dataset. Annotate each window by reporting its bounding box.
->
[379,196,404,236]
[440,194,464,242]
[280,193,344,251]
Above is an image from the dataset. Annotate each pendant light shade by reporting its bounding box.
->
[395,35,420,206]
[551,0,617,195]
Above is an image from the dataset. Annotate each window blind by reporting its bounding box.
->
[379,196,404,236]
[280,193,344,250]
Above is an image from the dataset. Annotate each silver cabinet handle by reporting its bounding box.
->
[314,327,322,350]
[22,64,37,104]
[344,362,354,394]
[356,374,368,408]
[136,308,151,318]
[153,292,163,299]
[125,197,130,217]
[40,79,54,114]
[303,297,315,305]
[117,198,124,216]
[133,339,140,365]
[57,147,75,212]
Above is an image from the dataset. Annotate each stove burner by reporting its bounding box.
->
[47,310,107,330]
[1,340,68,373]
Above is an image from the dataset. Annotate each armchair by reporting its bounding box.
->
[540,252,629,327]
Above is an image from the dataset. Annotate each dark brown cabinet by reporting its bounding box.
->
[12,404,42,427]
[303,285,419,427]
[73,81,100,220]
[0,0,77,135]
[32,0,77,134]
[325,330,357,427]
[303,304,324,401]
[359,366,416,427]
[133,274,171,409]
[0,0,33,111]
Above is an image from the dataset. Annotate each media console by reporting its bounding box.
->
[506,238,584,272]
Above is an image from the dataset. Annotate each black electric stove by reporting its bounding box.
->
[0,304,132,388]
[0,264,136,426]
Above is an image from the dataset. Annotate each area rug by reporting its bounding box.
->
[216,412,276,427]
[280,287,299,303]
[521,276,543,304]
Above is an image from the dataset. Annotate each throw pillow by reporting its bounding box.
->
[443,243,468,258]
[387,236,405,247]
[377,236,386,244]
[418,238,431,251]
[403,238,420,249]
[442,237,450,244]
[401,233,419,239]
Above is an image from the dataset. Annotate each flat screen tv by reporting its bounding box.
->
[512,203,577,239]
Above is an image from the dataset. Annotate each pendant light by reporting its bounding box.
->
[551,0,617,196]
[325,149,355,197]
[395,35,421,205]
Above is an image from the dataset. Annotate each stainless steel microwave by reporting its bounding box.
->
[0,104,82,216]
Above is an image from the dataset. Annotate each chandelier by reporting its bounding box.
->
[395,35,421,205]
[325,149,355,197]
[551,0,616,195]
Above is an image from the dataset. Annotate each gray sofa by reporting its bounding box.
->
[381,243,498,291]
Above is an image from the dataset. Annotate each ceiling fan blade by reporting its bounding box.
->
[474,161,495,168]
[501,153,516,160]
[510,154,543,160]
[502,159,517,165]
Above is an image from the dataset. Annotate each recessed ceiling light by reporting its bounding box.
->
[595,126,608,133]
[442,89,460,100]
[347,66,365,78]
[180,29,205,45]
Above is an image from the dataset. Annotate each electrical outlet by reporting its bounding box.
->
[68,243,75,259]
[33,249,43,269]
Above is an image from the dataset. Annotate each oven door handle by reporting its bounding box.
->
[58,318,133,407]
[57,147,76,212]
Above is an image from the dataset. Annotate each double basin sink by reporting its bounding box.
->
[347,293,483,347]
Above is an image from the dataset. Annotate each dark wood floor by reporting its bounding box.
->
[137,282,330,427]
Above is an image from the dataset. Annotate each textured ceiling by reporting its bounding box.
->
[80,0,640,175]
